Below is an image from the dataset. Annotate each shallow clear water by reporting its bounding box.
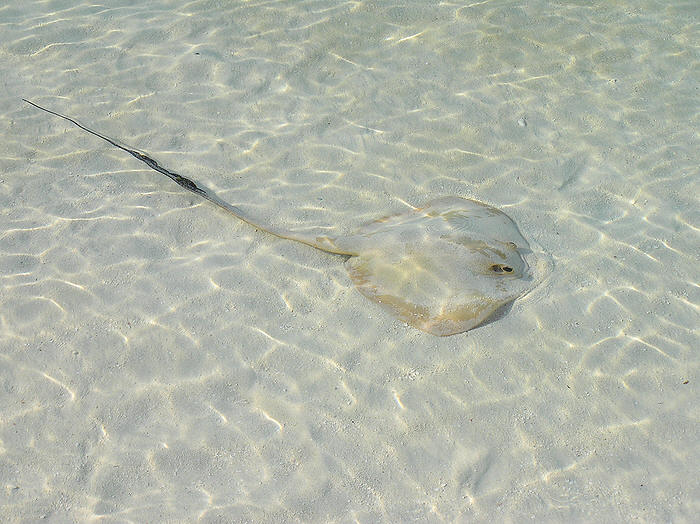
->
[1,1,698,522]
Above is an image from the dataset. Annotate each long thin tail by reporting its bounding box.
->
[22,98,352,255]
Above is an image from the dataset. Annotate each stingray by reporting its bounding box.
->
[23,99,549,336]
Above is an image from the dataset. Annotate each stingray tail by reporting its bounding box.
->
[22,98,355,255]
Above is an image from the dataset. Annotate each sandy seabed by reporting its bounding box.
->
[1,1,698,522]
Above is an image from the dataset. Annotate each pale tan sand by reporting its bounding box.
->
[0,1,698,522]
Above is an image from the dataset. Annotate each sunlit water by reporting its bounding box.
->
[1,1,697,522]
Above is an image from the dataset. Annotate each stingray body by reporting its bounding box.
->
[23,99,548,336]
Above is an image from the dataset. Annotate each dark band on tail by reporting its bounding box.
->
[22,98,207,199]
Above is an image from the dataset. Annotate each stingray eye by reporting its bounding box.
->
[507,241,517,248]
[490,264,514,274]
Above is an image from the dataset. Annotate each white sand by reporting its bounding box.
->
[1,1,698,522]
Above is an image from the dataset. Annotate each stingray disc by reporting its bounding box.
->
[339,197,547,336]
